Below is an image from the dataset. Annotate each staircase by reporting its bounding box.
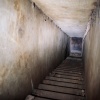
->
[33,57,85,100]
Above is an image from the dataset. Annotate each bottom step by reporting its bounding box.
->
[34,97,50,100]
[38,84,85,96]
[34,89,85,100]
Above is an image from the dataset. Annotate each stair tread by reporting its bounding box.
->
[45,76,83,84]
[53,70,83,75]
[54,70,83,74]
[55,68,83,72]
[34,97,50,100]
[49,74,83,80]
[57,66,83,69]
[43,80,84,89]
[38,84,85,96]
[34,89,84,100]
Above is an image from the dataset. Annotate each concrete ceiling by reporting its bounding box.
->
[31,0,97,37]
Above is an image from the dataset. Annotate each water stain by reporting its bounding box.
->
[14,0,20,12]
[18,28,24,38]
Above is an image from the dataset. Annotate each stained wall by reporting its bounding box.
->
[0,0,68,99]
[84,2,100,100]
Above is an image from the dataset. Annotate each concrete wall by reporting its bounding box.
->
[0,0,68,99]
[32,0,96,37]
[84,2,100,100]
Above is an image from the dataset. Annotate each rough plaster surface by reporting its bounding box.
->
[84,2,100,100]
[0,0,68,99]
[31,0,97,37]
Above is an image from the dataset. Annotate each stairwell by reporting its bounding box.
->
[32,57,85,100]
[0,0,100,100]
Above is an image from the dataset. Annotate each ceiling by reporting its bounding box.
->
[31,0,97,37]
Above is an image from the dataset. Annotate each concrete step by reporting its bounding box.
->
[52,71,83,77]
[45,76,83,84]
[34,89,85,100]
[55,67,83,72]
[54,68,83,73]
[49,74,83,81]
[34,97,50,100]
[43,80,84,89]
[38,84,85,96]
[53,70,83,75]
